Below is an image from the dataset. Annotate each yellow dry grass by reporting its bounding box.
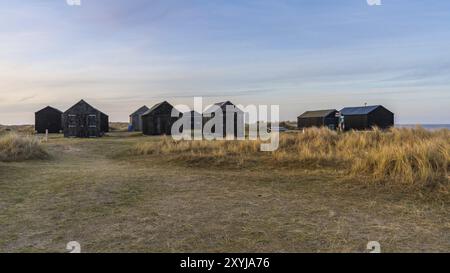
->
[0,133,48,162]
[131,127,450,191]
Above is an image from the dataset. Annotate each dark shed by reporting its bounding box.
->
[62,100,109,138]
[297,109,338,130]
[203,101,245,138]
[142,101,181,135]
[129,106,149,132]
[180,110,203,132]
[35,106,63,134]
[340,105,394,130]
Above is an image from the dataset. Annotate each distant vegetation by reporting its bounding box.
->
[109,122,129,132]
[0,124,35,135]
[131,127,450,192]
[0,133,48,162]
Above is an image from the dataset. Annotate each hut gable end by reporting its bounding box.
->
[35,106,63,134]
[65,100,99,115]
[62,100,108,138]
[203,101,245,138]
[142,101,181,135]
[130,105,150,132]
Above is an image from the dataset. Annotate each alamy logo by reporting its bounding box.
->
[66,0,81,6]
[367,241,381,253]
[66,241,81,253]
[367,0,381,6]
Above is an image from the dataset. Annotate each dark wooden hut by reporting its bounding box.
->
[129,106,149,132]
[35,106,63,134]
[203,101,245,138]
[182,110,203,132]
[297,109,338,130]
[340,105,394,130]
[141,101,181,135]
[62,100,109,138]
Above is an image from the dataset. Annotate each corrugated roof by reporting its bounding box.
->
[298,109,337,119]
[340,105,382,115]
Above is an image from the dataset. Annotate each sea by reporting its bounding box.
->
[396,124,450,131]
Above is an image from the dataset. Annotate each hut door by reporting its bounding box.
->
[87,115,97,137]
[68,114,77,137]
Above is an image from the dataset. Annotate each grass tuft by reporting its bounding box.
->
[0,133,49,162]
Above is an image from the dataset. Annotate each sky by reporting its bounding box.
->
[1,0,450,124]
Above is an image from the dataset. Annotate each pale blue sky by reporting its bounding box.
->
[1,0,449,124]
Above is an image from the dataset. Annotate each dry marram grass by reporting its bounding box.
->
[0,133,48,162]
[132,127,450,190]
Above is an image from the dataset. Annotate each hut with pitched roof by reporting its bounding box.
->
[129,106,149,132]
[141,101,181,135]
[62,100,109,138]
[35,106,63,134]
[203,101,245,138]
[340,105,394,130]
[297,109,339,130]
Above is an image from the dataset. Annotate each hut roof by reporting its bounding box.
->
[204,101,242,114]
[147,101,165,113]
[65,100,92,112]
[340,105,386,116]
[142,101,180,116]
[130,105,149,117]
[35,106,63,114]
[64,100,108,117]
[298,109,337,119]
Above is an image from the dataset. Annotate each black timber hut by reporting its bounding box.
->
[340,105,394,130]
[129,105,149,131]
[142,101,181,135]
[182,111,203,132]
[62,100,109,138]
[297,109,338,130]
[35,106,63,134]
[203,101,245,138]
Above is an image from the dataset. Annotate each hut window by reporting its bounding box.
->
[88,115,97,128]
